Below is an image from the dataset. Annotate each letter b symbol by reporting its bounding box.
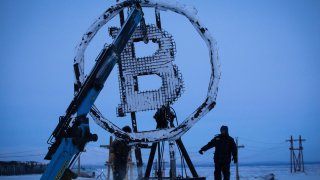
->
[109,25,184,116]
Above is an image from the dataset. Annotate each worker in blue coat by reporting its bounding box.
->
[199,125,237,180]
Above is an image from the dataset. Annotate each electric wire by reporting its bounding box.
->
[0,154,46,159]
[0,150,43,156]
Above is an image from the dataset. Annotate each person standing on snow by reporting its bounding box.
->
[110,126,132,180]
[199,125,238,180]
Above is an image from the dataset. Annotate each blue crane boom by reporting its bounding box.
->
[41,5,143,180]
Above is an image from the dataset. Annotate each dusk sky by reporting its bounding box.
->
[0,0,319,166]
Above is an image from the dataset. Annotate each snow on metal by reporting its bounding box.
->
[109,24,184,116]
[74,0,221,144]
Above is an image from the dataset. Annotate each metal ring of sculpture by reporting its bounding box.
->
[73,0,220,144]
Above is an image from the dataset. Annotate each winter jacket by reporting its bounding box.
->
[110,139,131,166]
[200,134,237,164]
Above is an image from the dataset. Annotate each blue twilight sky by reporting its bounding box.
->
[0,0,319,165]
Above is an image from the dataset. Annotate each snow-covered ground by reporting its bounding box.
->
[1,163,319,179]
[197,163,320,179]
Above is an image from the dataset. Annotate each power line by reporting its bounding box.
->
[0,149,44,156]
[0,154,45,158]
[238,136,286,145]
[245,143,287,151]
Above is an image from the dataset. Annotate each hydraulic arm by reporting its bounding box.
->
[41,5,143,180]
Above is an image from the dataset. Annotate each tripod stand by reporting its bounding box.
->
[144,106,205,179]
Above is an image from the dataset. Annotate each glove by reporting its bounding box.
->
[233,156,238,164]
[198,150,204,155]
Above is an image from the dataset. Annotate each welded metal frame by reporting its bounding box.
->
[73,0,220,144]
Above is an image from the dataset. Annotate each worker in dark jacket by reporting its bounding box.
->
[110,126,132,180]
[199,125,237,180]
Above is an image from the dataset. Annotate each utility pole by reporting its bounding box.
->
[100,136,113,179]
[235,137,244,180]
[286,135,306,173]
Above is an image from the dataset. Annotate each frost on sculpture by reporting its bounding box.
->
[41,1,221,179]
[108,24,184,116]
[73,0,220,143]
